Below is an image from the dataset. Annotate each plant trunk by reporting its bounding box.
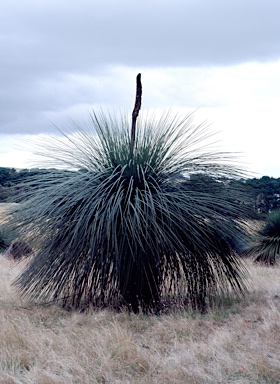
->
[120,251,160,313]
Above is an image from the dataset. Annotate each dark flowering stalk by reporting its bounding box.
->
[130,73,142,158]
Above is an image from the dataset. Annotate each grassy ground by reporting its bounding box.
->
[0,257,279,384]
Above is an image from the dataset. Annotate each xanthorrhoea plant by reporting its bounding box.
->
[246,210,280,265]
[9,109,254,313]
[0,222,13,253]
[0,226,9,252]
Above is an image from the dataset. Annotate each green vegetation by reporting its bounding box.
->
[246,210,280,265]
[0,210,14,253]
[2,168,280,214]
[6,110,256,313]
[245,176,280,213]
[0,167,75,202]
[0,226,9,252]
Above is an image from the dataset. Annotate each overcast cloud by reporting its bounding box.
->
[0,0,280,176]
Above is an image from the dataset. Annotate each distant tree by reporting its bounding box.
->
[245,176,280,213]
[0,167,17,185]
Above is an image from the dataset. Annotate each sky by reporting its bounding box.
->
[0,0,280,177]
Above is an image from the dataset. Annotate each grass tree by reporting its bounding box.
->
[246,210,280,265]
[8,75,255,313]
[0,227,9,252]
[0,223,13,253]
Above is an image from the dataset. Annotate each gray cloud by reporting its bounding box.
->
[3,0,279,68]
[0,0,280,134]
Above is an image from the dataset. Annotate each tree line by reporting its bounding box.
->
[0,167,74,202]
[1,167,279,214]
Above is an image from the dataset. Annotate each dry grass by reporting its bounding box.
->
[0,256,279,384]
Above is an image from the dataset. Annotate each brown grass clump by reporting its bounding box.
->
[0,255,280,383]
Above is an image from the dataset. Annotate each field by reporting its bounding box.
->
[0,206,280,383]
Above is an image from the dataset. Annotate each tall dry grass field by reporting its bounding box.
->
[0,205,280,383]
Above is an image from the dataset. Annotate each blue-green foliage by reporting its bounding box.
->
[8,111,254,312]
[248,210,280,265]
